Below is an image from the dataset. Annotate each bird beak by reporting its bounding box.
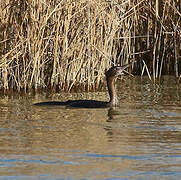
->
[117,63,133,76]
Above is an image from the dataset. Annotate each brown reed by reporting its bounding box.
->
[0,0,181,92]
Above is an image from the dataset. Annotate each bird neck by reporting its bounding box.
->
[106,76,118,106]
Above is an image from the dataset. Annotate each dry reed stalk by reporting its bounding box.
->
[0,0,181,92]
[142,60,152,81]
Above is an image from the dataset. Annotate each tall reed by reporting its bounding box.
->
[0,0,181,92]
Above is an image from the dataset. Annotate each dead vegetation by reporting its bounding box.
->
[0,0,181,92]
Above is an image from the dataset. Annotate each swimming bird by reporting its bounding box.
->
[34,63,132,108]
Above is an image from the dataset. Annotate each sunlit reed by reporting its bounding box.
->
[0,0,181,92]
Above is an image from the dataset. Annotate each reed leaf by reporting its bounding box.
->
[0,0,180,92]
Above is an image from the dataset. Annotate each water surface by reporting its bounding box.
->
[1,76,181,179]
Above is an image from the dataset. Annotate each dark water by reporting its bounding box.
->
[1,76,181,179]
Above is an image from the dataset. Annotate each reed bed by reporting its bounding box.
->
[0,0,181,92]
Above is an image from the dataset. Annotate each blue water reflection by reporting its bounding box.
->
[0,76,181,179]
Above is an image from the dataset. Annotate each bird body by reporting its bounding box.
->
[34,63,132,108]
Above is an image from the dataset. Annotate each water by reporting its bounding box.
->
[1,76,181,179]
